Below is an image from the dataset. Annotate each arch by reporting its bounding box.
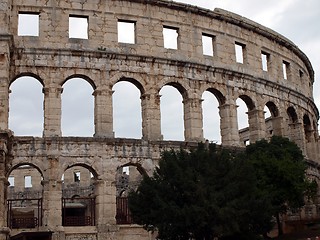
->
[287,106,298,123]
[205,88,226,106]
[117,162,147,176]
[115,163,146,198]
[238,95,255,111]
[61,77,94,137]
[161,81,188,100]
[63,74,96,90]
[112,80,142,138]
[264,101,281,138]
[116,76,145,95]
[201,89,222,143]
[9,76,44,136]
[10,73,44,87]
[303,114,312,142]
[64,163,98,179]
[160,84,184,140]
[265,101,279,117]
[7,163,44,179]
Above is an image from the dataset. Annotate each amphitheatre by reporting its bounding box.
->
[0,0,319,239]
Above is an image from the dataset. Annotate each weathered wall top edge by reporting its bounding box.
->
[125,0,314,81]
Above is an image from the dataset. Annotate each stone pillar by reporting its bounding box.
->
[93,88,114,137]
[43,85,62,137]
[0,131,12,240]
[0,35,11,131]
[288,122,305,155]
[95,179,118,239]
[42,157,63,231]
[271,116,283,136]
[183,97,204,142]
[247,109,266,143]
[141,92,162,141]
[219,103,240,146]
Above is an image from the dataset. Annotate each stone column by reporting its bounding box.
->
[93,88,114,138]
[43,85,62,137]
[271,116,283,136]
[0,35,11,131]
[41,155,63,232]
[183,97,204,142]
[288,122,305,154]
[0,131,12,240]
[247,109,266,143]
[141,92,162,141]
[95,179,118,239]
[219,103,240,146]
[0,80,9,131]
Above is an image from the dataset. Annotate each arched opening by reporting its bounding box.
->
[115,164,144,224]
[62,165,97,226]
[303,114,312,142]
[287,107,298,124]
[201,90,222,143]
[286,106,298,142]
[9,76,44,136]
[61,78,94,136]
[264,101,279,138]
[7,164,44,229]
[113,81,142,139]
[236,97,251,146]
[160,85,184,141]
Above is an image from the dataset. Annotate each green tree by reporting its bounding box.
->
[129,144,272,240]
[245,136,317,236]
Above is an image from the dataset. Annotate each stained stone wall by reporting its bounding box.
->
[0,0,319,239]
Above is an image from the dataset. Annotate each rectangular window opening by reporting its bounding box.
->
[18,12,39,36]
[122,166,130,175]
[299,70,304,79]
[8,176,15,187]
[261,52,269,71]
[69,15,88,39]
[163,26,179,49]
[74,171,81,182]
[283,61,290,80]
[235,42,245,64]
[118,20,136,44]
[24,176,32,188]
[202,34,214,56]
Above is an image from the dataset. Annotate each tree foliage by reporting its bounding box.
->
[128,136,316,239]
[245,136,317,235]
[129,144,272,240]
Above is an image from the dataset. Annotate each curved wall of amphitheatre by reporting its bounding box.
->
[0,1,319,239]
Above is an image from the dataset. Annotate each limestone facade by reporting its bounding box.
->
[0,0,319,239]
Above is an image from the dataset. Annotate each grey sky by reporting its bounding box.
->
[9,1,320,142]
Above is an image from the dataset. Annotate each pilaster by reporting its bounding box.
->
[43,85,62,137]
[93,88,114,138]
[247,109,266,143]
[0,131,12,240]
[42,156,62,231]
[141,92,162,141]
[183,97,204,142]
[219,103,240,146]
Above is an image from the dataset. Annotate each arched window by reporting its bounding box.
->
[160,85,184,140]
[112,81,142,139]
[62,165,97,226]
[7,164,44,229]
[61,78,94,136]
[201,90,221,143]
[9,76,43,136]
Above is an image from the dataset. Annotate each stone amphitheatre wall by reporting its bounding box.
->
[0,0,319,239]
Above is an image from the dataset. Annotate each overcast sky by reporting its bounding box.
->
[9,0,320,143]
